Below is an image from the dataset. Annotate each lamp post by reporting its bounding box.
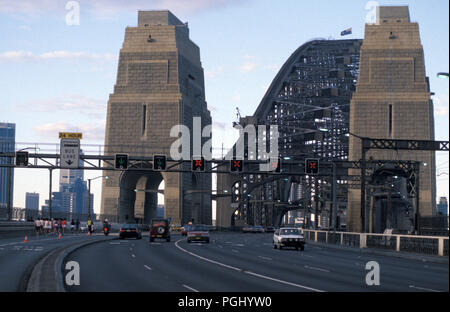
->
[437,72,449,79]
[87,175,108,221]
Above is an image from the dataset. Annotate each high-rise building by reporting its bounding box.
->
[437,197,448,216]
[25,192,39,210]
[0,123,15,219]
[25,192,40,219]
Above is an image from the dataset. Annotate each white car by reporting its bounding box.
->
[273,227,305,250]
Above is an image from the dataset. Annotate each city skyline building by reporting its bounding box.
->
[0,122,15,219]
[437,197,448,216]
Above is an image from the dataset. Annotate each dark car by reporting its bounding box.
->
[150,218,170,242]
[265,226,276,233]
[187,225,210,243]
[119,224,142,240]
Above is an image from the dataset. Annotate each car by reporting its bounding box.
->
[150,218,170,242]
[119,224,142,240]
[265,226,276,233]
[187,224,210,243]
[273,227,305,251]
[181,225,191,236]
[252,225,265,233]
[242,225,253,233]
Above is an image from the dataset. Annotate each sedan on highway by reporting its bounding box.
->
[273,227,305,250]
[119,224,142,240]
[187,225,210,243]
[252,225,265,233]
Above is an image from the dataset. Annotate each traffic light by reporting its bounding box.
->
[305,158,319,174]
[115,154,129,170]
[270,157,282,173]
[192,157,205,172]
[15,151,29,167]
[230,159,244,173]
[153,155,167,171]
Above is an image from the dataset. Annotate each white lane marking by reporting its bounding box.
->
[232,249,239,253]
[183,284,199,292]
[131,254,136,258]
[244,271,325,292]
[175,240,241,271]
[225,241,233,244]
[175,239,325,292]
[409,285,440,292]
[150,243,161,245]
[217,245,223,248]
[144,265,152,271]
[233,244,245,247]
[258,256,272,261]
[304,265,330,273]
[300,254,315,258]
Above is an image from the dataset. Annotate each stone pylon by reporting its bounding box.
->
[100,11,212,225]
[348,6,436,232]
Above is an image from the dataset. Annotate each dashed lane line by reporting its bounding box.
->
[175,239,325,292]
[183,284,199,292]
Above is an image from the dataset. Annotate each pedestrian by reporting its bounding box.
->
[34,218,41,236]
[70,219,75,233]
[62,218,67,234]
[45,219,51,234]
[76,219,80,233]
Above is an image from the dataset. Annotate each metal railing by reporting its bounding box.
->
[301,229,449,257]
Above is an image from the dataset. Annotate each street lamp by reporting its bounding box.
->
[437,72,449,79]
[87,175,108,220]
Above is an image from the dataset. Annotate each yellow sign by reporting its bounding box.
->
[59,132,82,139]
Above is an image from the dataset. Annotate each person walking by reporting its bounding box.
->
[34,218,41,237]
[75,219,80,233]
[62,218,67,234]
[70,219,75,233]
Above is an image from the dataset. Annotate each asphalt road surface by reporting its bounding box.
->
[63,232,449,292]
[0,232,107,291]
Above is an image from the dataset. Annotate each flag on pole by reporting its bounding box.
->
[341,28,352,36]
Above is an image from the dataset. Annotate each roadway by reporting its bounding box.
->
[63,232,449,292]
[0,232,108,291]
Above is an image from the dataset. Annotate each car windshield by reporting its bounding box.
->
[122,224,138,229]
[280,229,300,235]
[152,220,167,227]
[190,225,208,231]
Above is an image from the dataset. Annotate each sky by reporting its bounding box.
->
[0,0,448,216]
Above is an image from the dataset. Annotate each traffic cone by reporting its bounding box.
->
[24,235,28,243]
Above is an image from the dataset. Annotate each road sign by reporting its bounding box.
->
[60,139,80,169]
[230,159,244,173]
[115,154,129,170]
[305,158,319,174]
[15,151,29,167]
[192,157,205,172]
[59,132,82,139]
[153,155,167,171]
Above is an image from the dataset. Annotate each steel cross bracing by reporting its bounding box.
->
[359,137,450,233]
[228,40,363,226]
